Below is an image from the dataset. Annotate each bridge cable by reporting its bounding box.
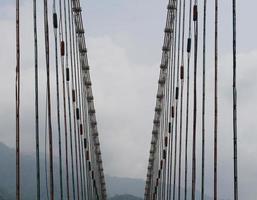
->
[84,94,94,199]
[166,24,174,200]
[166,7,174,197]
[53,1,64,199]
[75,34,88,198]
[232,0,239,199]
[76,45,88,199]
[191,1,199,200]
[44,93,50,200]
[201,0,207,199]
[72,20,85,199]
[168,2,177,199]
[67,0,81,197]
[162,11,174,197]
[178,0,186,198]
[63,0,77,197]
[184,0,193,199]
[72,2,87,198]
[15,0,20,198]
[167,13,176,200]
[156,2,176,199]
[33,0,41,198]
[214,0,218,199]
[72,10,87,199]
[43,0,55,198]
[58,0,71,198]
[79,56,91,200]
[172,0,182,198]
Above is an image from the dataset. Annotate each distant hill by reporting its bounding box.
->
[0,142,62,199]
[0,142,229,200]
[106,176,145,198]
[109,194,142,200]
[105,174,230,200]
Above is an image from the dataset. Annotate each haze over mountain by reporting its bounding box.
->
[0,142,229,200]
[109,194,142,200]
[106,176,145,198]
[105,175,230,200]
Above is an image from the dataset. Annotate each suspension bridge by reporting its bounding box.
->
[14,0,238,200]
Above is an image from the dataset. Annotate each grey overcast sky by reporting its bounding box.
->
[0,0,256,199]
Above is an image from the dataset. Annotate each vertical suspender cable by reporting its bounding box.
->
[33,0,41,198]
[44,93,50,200]
[169,3,178,197]
[161,3,174,199]
[73,31,84,200]
[214,0,218,199]
[232,0,239,199]
[191,2,198,200]
[67,0,80,197]
[201,0,207,199]
[85,95,93,199]
[15,0,20,199]
[173,0,182,198]
[53,1,64,199]
[43,0,54,198]
[71,11,85,198]
[166,23,173,200]
[79,67,88,200]
[184,0,192,199]
[159,88,163,199]
[178,0,186,198]
[75,34,87,198]
[80,62,91,200]
[167,39,174,199]
[163,20,173,197]
[64,0,76,197]
[58,0,70,198]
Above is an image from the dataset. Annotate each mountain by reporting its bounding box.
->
[0,142,63,199]
[0,143,230,200]
[109,194,143,200]
[106,176,145,198]
[105,175,230,200]
[0,143,146,199]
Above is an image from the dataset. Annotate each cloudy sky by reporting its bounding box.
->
[0,0,256,199]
